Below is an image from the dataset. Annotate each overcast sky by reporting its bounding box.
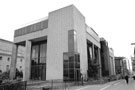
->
[0,0,135,59]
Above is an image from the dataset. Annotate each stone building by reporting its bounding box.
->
[0,39,24,73]
[10,5,102,81]
[100,38,110,76]
[115,57,130,77]
[109,48,116,76]
[131,57,135,73]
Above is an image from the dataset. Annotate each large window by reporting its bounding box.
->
[63,53,80,81]
[7,57,10,61]
[31,41,47,80]
[0,56,2,60]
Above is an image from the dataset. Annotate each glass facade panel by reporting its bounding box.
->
[75,63,80,68]
[32,45,39,58]
[89,47,93,60]
[31,41,47,80]
[69,63,74,68]
[69,56,74,62]
[64,63,68,69]
[63,53,80,81]
[75,54,80,63]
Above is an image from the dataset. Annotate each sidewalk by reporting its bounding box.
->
[67,79,123,90]
[26,79,123,90]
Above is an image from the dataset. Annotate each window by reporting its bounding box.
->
[7,57,10,61]
[20,66,22,68]
[63,53,80,81]
[31,42,47,80]
[0,56,2,60]
[20,59,23,62]
[6,65,9,68]
[0,69,2,73]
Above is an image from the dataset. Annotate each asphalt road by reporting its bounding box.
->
[73,78,135,90]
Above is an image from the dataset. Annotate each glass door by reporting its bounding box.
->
[31,41,47,80]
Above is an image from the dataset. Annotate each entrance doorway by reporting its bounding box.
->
[31,41,47,80]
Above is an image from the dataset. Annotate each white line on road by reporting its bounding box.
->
[100,80,122,90]
[75,85,99,90]
[75,86,89,90]
[100,85,111,90]
[113,81,121,85]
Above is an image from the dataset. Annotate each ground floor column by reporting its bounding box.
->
[98,48,102,78]
[10,44,18,79]
[23,40,31,81]
[112,57,116,75]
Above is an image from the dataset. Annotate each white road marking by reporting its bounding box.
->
[100,85,111,90]
[113,81,121,85]
[75,86,89,90]
[75,80,123,90]
[75,85,99,90]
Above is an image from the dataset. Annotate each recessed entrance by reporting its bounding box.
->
[31,40,47,80]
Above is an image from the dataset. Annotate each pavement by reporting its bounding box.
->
[27,78,135,90]
[67,78,135,90]
[65,79,122,90]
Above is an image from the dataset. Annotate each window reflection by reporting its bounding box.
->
[31,41,47,80]
[63,53,80,81]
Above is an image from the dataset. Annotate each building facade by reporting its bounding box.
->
[0,39,24,73]
[115,57,130,77]
[131,57,135,74]
[109,48,116,76]
[115,57,123,76]
[10,5,102,81]
[100,38,110,76]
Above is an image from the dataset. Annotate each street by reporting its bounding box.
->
[73,78,135,90]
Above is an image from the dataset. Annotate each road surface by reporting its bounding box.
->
[73,78,135,90]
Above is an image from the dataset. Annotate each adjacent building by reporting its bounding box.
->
[100,38,116,77]
[100,38,110,76]
[115,57,130,77]
[10,5,102,81]
[115,57,123,76]
[131,57,135,74]
[109,48,116,76]
[0,39,24,73]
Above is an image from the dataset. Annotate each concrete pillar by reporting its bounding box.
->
[112,57,116,75]
[23,40,31,81]
[10,44,18,79]
[98,48,102,78]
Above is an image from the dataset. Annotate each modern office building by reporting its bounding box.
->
[131,57,135,71]
[115,57,123,75]
[100,38,110,76]
[131,57,135,74]
[109,48,116,76]
[10,5,102,81]
[115,57,130,77]
[0,39,24,73]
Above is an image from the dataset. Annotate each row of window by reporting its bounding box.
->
[6,65,22,68]
[0,56,23,62]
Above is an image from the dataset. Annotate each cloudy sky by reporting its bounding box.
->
[0,0,135,59]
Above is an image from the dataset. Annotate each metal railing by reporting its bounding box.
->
[31,64,46,80]
[27,78,108,90]
[0,81,27,90]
